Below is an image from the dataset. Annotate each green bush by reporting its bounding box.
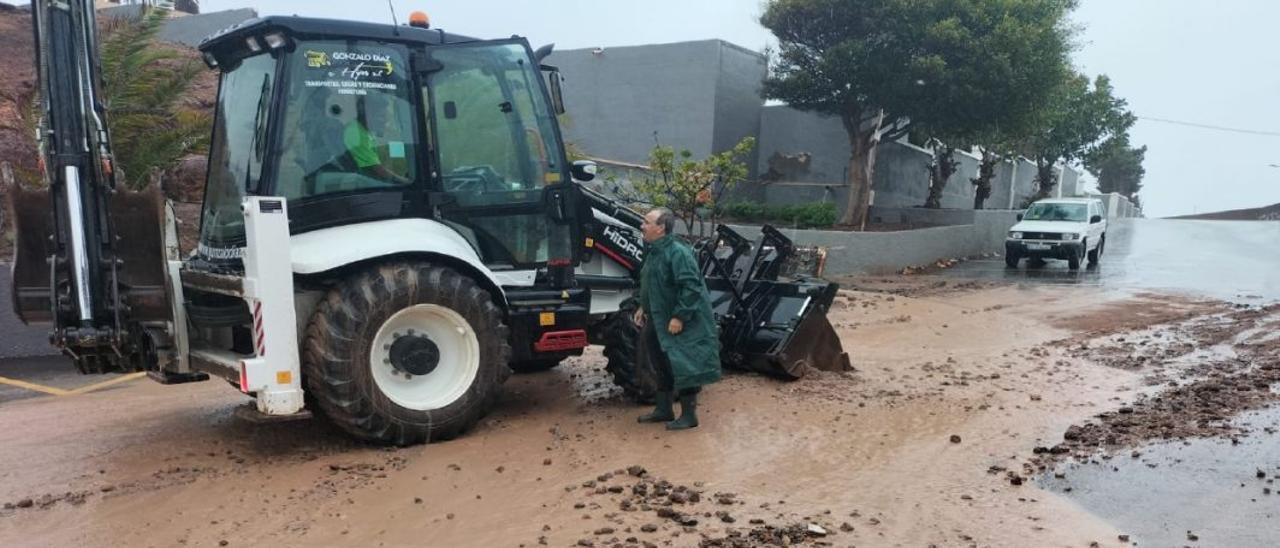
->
[720,201,837,229]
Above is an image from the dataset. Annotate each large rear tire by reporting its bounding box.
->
[303,263,511,445]
[601,298,656,403]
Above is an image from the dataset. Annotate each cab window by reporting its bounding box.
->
[274,41,418,200]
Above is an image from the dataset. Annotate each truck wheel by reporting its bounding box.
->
[1005,253,1020,268]
[303,263,511,445]
[1068,244,1082,270]
[1087,237,1103,265]
[509,357,565,374]
[601,298,656,403]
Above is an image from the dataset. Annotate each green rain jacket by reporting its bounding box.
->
[639,234,722,390]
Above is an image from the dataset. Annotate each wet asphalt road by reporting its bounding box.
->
[943,218,1280,303]
[964,218,1280,546]
[1041,406,1280,548]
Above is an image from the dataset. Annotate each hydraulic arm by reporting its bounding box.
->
[11,0,172,373]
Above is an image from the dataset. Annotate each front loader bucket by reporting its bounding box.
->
[709,278,852,380]
[698,224,852,381]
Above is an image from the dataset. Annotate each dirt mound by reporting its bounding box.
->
[552,466,850,548]
[1027,304,1280,472]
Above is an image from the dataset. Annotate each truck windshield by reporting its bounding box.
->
[1024,203,1087,222]
[199,52,278,259]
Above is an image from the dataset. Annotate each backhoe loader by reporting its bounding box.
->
[10,0,849,444]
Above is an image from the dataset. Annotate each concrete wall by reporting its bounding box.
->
[867,206,976,227]
[748,105,1085,216]
[718,209,1021,276]
[1091,192,1142,218]
[550,41,727,166]
[1006,158,1038,208]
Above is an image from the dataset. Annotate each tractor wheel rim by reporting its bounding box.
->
[370,304,480,411]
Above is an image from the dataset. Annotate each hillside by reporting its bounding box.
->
[1169,203,1280,221]
[1,6,218,260]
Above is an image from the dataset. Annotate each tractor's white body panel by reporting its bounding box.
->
[577,239,637,315]
[288,218,527,295]
[239,197,306,415]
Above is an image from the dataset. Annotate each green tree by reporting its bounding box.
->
[1024,73,1133,202]
[1085,134,1146,199]
[100,8,211,190]
[633,137,756,236]
[908,0,1075,209]
[761,0,1075,223]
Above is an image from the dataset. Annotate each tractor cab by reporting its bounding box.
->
[196,16,581,273]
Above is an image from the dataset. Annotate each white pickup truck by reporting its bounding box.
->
[1005,198,1108,270]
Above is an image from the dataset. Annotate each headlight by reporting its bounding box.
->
[1065,233,1080,240]
[1009,232,1023,239]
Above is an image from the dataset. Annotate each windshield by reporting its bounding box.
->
[275,41,417,199]
[199,53,278,257]
[1024,202,1087,222]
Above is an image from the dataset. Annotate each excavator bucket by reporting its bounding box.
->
[10,183,172,327]
[10,185,55,324]
[697,225,852,380]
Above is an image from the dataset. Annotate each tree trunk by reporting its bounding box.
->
[839,110,884,229]
[1031,157,1058,202]
[971,151,998,210]
[924,146,957,209]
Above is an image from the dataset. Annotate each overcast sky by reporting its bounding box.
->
[199,0,1280,218]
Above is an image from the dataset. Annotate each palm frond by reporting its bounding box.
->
[99,7,212,189]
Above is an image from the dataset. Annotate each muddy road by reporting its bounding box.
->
[3,280,1271,547]
[2,219,1279,547]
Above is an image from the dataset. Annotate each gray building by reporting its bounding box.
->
[548,40,765,173]
[552,38,1087,215]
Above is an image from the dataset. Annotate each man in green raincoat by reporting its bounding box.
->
[634,207,721,430]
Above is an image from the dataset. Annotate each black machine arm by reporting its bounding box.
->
[12,0,172,373]
[34,0,120,332]
[580,184,645,230]
[574,185,852,379]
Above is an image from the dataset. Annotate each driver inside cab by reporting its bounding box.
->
[344,94,411,185]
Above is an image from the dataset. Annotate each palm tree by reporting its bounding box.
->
[100,7,211,190]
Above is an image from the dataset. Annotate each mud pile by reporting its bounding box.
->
[550,466,849,548]
[1029,303,1280,471]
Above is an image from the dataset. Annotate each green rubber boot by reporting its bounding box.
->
[666,392,699,430]
[638,391,675,423]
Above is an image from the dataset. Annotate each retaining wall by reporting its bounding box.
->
[720,209,1020,276]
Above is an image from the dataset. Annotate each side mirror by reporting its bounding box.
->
[547,70,566,115]
[1016,213,1023,221]
[571,160,597,182]
[1090,215,1103,224]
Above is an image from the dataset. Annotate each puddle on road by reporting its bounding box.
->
[1041,404,1280,546]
